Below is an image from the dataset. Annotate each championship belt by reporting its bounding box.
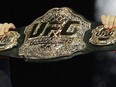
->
[0,7,116,62]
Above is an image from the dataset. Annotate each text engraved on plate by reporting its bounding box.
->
[0,31,20,51]
[19,7,91,59]
[89,25,116,45]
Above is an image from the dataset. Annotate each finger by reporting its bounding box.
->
[101,15,106,24]
[0,24,3,35]
[4,23,16,32]
[0,24,5,35]
[114,17,116,27]
[101,15,108,29]
[9,23,16,29]
[3,23,9,33]
[104,16,110,28]
[108,16,115,29]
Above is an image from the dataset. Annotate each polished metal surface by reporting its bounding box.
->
[89,25,116,45]
[19,7,91,59]
[0,31,20,51]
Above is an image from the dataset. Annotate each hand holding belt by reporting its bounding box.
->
[0,7,115,62]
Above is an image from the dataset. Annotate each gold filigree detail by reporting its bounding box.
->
[19,7,91,59]
[89,25,116,45]
[0,31,20,51]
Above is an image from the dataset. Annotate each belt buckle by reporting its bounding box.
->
[19,7,91,60]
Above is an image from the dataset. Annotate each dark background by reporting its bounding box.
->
[0,0,95,87]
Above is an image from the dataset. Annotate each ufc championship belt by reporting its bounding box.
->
[0,7,116,62]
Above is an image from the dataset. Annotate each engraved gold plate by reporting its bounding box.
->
[19,7,91,59]
[89,25,116,45]
[0,31,20,51]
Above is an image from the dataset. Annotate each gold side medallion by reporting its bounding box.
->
[0,31,20,51]
[89,25,116,45]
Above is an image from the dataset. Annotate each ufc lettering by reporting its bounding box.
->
[29,21,80,38]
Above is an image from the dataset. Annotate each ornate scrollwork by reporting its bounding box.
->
[89,25,116,45]
[0,31,20,51]
[19,7,91,59]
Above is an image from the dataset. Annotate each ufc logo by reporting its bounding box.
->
[29,21,80,38]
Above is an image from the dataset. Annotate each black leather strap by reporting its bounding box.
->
[0,7,115,62]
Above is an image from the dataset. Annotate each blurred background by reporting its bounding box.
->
[0,0,95,87]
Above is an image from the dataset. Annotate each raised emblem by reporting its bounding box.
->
[89,25,116,45]
[0,31,20,51]
[19,7,91,60]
